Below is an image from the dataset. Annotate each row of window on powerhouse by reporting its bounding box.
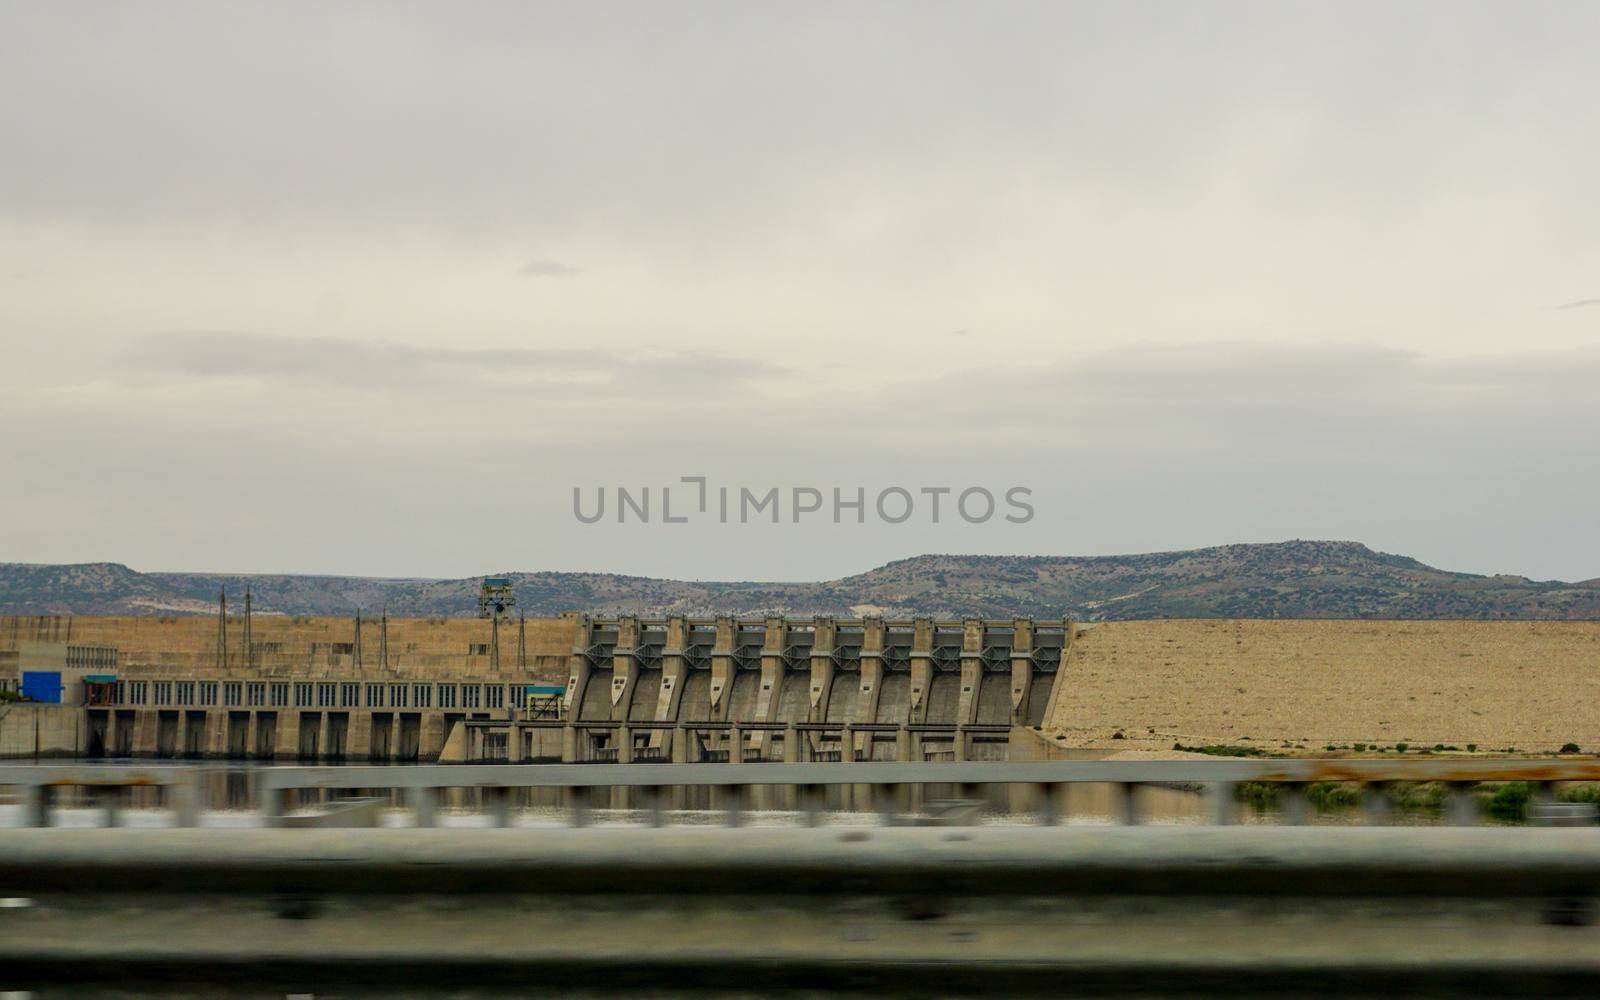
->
[105,680,527,711]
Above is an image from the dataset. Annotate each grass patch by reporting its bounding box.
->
[1388,781,1448,813]
[1172,742,1283,758]
[1558,783,1600,805]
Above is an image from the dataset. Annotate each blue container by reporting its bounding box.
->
[21,671,63,703]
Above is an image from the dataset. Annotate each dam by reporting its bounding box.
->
[9,610,1599,761]
[0,612,1067,762]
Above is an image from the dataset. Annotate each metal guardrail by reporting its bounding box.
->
[0,764,201,827]
[6,759,1600,829]
[251,758,1600,828]
[3,826,1600,995]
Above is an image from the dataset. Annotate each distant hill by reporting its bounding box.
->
[3,541,1598,620]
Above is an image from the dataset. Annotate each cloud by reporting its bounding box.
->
[813,341,1600,463]
[9,337,1600,582]
[1556,298,1600,310]
[517,258,581,278]
[117,332,793,400]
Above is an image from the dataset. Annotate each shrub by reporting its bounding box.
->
[1395,743,1408,753]
[1173,742,1271,758]
[1235,781,1280,810]
[1481,782,1532,823]
[1560,743,1581,754]
[1558,784,1600,805]
[1307,782,1363,811]
[1466,744,1478,753]
[1390,781,1447,812]
[1353,743,1367,752]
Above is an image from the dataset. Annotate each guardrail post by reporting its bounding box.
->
[409,786,438,828]
[171,772,201,828]
[1364,782,1391,826]
[725,784,745,827]
[22,783,49,827]
[1035,782,1064,826]
[1210,781,1236,825]
[1446,782,1477,826]
[874,783,900,826]
[645,785,665,827]
[1112,782,1139,826]
[258,779,288,828]
[801,784,823,827]
[1531,780,1557,814]
[566,786,590,828]
[101,785,121,828]
[488,786,511,828]
[729,724,743,764]
[783,724,799,763]
[1283,783,1309,826]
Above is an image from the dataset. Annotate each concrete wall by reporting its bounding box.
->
[0,704,86,758]
[0,614,583,762]
[0,614,578,682]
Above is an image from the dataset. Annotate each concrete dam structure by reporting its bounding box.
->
[0,613,1068,763]
[556,615,1065,764]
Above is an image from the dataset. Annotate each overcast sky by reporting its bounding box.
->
[2,1,1597,583]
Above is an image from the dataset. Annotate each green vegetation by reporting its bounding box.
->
[1306,782,1363,811]
[1560,743,1582,754]
[1172,742,1279,758]
[1389,782,1448,813]
[1235,781,1280,810]
[1558,784,1600,805]
[1225,777,1593,824]
[1479,782,1532,823]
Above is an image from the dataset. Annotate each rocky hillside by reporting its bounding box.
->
[3,541,1598,620]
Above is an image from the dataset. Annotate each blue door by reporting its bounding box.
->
[21,671,64,703]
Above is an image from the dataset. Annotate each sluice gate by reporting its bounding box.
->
[543,616,1068,764]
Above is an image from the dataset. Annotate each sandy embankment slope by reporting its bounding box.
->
[1045,619,1600,753]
